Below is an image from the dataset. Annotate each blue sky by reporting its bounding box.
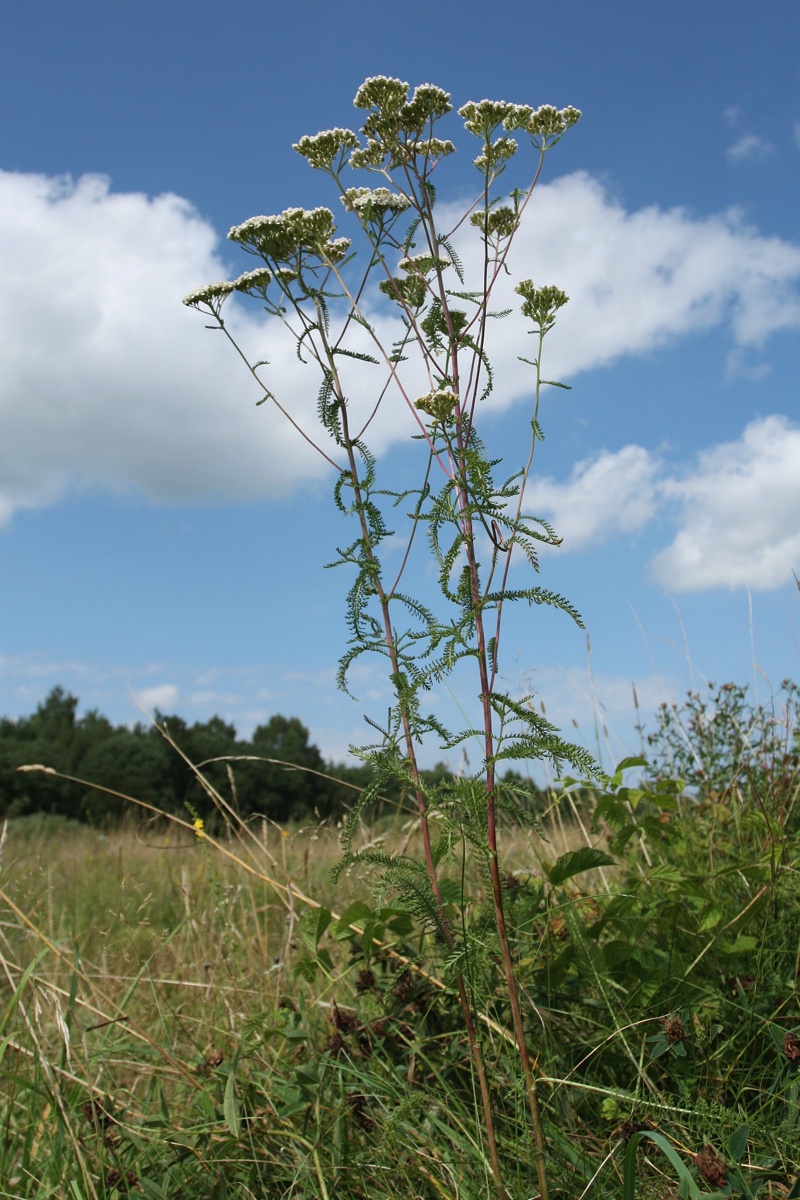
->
[1,0,799,773]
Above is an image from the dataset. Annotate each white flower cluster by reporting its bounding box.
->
[413,137,455,159]
[458,99,521,135]
[182,280,235,308]
[459,99,581,144]
[469,207,518,239]
[515,104,582,138]
[229,206,336,245]
[293,127,360,170]
[399,252,452,274]
[233,267,272,293]
[324,236,352,264]
[349,139,387,169]
[227,206,346,266]
[341,187,412,216]
[353,76,410,112]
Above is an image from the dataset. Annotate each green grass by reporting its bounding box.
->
[1,720,800,1199]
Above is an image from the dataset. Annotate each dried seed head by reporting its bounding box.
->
[332,1005,360,1034]
[660,1015,686,1044]
[391,968,415,1004]
[355,967,377,993]
[105,1167,138,1191]
[347,1090,374,1130]
[324,1033,347,1057]
[695,1145,727,1188]
[81,1099,116,1129]
[782,1031,800,1062]
[616,1117,655,1143]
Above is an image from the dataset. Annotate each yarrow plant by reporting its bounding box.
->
[184,75,590,1200]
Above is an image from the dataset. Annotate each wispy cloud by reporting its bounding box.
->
[727,133,777,163]
[134,683,180,711]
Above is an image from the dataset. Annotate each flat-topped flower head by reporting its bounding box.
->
[228,206,340,262]
[182,280,235,309]
[399,252,452,275]
[400,83,452,133]
[233,267,272,294]
[341,187,412,217]
[459,99,581,153]
[520,105,582,144]
[323,236,351,264]
[459,99,521,137]
[349,138,386,169]
[354,76,409,113]
[413,137,456,160]
[293,128,360,171]
[378,272,427,309]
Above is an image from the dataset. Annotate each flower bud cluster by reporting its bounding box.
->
[379,249,451,308]
[353,76,410,114]
[414,388,458,423]
[515,280,569,331]
[458,100,522,136]
[378,274,427,309]
[469,207,518,239]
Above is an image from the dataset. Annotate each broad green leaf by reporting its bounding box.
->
[299,905,332,950]
[698,907,723,932]
[726,1124,749,1164]
[623,1131,703,1200]
[547,846,615,886]
[332,901,374,937]
[616,755,648,771]
[209,1170,228,1200]
[647,864,686,884]
[648,1034,671,1059]
[223,1070,240,1138]
[721,935,757,955]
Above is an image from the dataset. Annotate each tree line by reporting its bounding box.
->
[0,687,543,826]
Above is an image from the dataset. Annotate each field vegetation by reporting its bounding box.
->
[1,680,799,1199]
[4,73,800,1199]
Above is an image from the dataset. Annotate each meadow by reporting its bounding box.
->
[1,680,799,1199]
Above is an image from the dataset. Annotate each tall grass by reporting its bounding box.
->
[1,681,799,1197]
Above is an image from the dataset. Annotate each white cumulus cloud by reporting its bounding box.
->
[525,445,660,550]
[0,170,329,527]
[652,415,800,592]
[450,172,800,390]
[2,168,800,528]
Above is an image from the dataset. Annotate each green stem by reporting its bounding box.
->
[329,352,506,1200]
